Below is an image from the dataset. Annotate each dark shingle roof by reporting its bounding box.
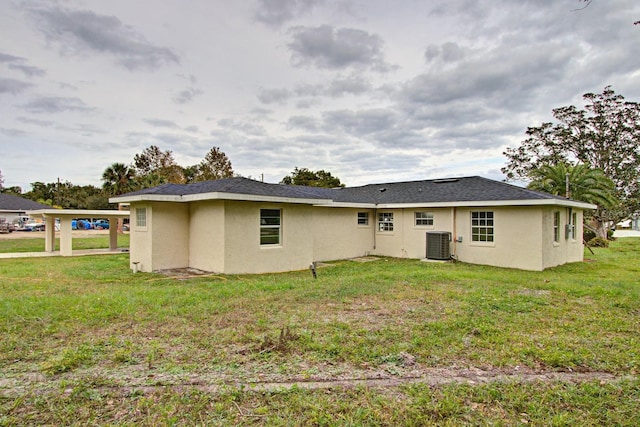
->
[120,177,332,200]
[115,176,575,205]
[0,194,52,211]
[330,176,569,204]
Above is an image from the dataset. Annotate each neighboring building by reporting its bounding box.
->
[0,193,51,224]
[110,176,595,274]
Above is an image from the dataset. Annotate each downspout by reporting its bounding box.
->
[452,207,457,258]
[373,208,377,251]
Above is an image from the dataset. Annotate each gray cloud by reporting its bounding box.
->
[288,25,393,71]
[217,118,267,136]
[287,115,319,131]
[257,88,291,104]
[425,42,469,63]
[29,6,179,71]
[22,96,93,113]
[0,52,24,63]
[17,116,54,127]
[0,128,27,137]
[143,118,179,128]
[172,87,203,104]
[259,75,373,106]
[9,63,46,77]
[0,51,47,77]
[0,78,34,95]
[254,0,323,28]
[322,108,398,136]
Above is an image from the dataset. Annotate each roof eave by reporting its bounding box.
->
[111,192,333,205]
[377,199,597,209]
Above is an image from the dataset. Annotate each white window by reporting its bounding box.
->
[357,212,369,225]
[553,211,560,243]
[260,209,281,245]
[415,211,434,226]
[471,211,494,242]
[378,212,394,232]
[135,207,147,228]
[571,212,578,239]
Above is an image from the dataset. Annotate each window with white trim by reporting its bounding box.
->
[357,212,369,225]
[471,211,494,242]
[135,207,147,228]
[571,212,578,239]
[378,212,394,232]
[415,211,434,226]
[260,209,281,245]
[553,211,560,243]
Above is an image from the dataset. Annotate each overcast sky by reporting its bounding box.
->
[1,0,639,191]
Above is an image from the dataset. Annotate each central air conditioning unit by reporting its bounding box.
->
[426,231,451,260]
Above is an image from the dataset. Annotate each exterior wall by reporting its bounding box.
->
[541,207,584,269]
[221,201,315,274]
[150,202,190,271]
[129,202,153,272]
[454,207,545,271]
[312,207,375,261]
[128,199,587,274]
[371,208,454,259]
[128,202,190,272]
[189,200,226,273]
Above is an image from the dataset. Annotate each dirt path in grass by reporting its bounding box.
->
[1,365,635,398]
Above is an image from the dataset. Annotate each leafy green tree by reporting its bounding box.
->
[503,86,640,228]
[0,169,3,190]
[102,163,136,196]
[280,167,345,188]
[133,145,185,185]
[190,146,234,182]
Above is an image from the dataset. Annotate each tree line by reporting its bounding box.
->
[0,145,343,209]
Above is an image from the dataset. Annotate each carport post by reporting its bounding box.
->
[59,216,73,256]
[109,221,118,250]
[44,215,56,253]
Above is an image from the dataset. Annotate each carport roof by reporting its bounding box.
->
[28,209,130,218]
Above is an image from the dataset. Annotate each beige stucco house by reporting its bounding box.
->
[110,176,596,274]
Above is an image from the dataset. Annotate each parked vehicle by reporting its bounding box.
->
[75,219,94,230]
[0,218,13,233]
[94,219,110,230]
[23,220,45,231]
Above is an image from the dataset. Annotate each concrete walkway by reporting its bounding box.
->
[0,248,128,259]
[613,230,640,238]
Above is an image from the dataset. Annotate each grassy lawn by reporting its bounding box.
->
[0,238,638,425]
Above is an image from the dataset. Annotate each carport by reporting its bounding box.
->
[29,209,130,256]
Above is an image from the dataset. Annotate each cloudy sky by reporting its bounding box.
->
[1,0,639,191]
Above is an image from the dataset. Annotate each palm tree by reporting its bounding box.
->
[102,163,136,196]
[527,163,617,207]
[528,162,619,239]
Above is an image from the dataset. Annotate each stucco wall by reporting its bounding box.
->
[129,203,152,272]
[454,207,545,271]
[150,202,190,271]
[371,208,453,259]
[541,207,584,269]
[221,201,315,274]
[129,202,190,272]
[312,207,374,261]
[189,200,226,273]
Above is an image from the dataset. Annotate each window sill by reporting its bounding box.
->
[469,242,495,248]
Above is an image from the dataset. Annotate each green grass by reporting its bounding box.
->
[1,238,639,425]
[0,233,130,252]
